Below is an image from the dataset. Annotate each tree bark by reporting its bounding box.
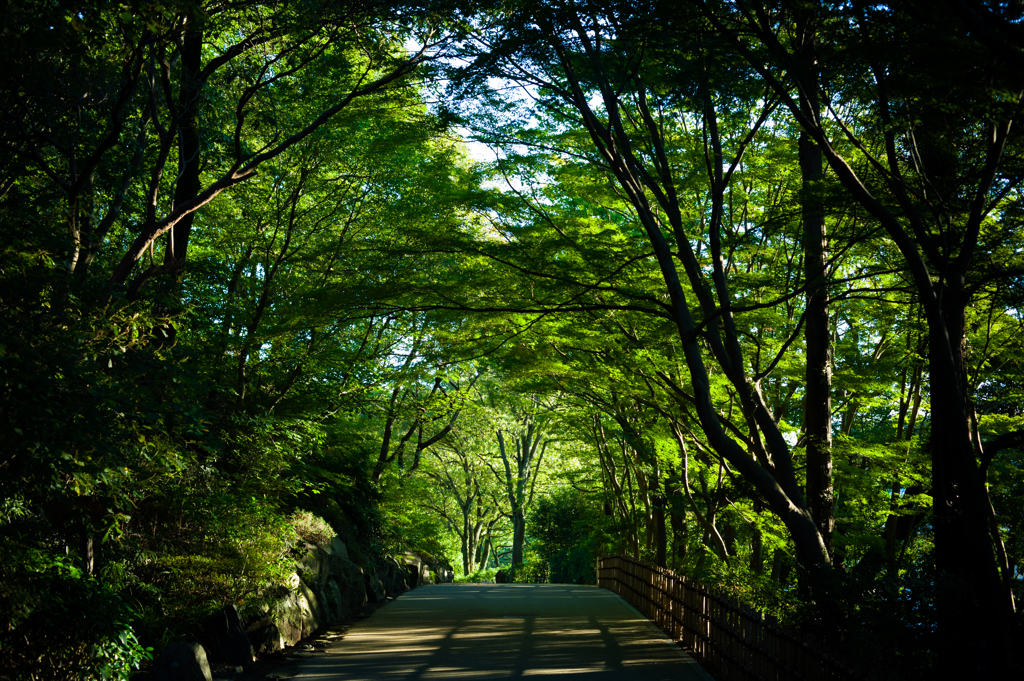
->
[651,490,667,568]
[165,23,202,270]
[511,509,526,568]
[797,8,834,565]
[930,282,1012,677]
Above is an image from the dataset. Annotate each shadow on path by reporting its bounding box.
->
[284,584,714,681]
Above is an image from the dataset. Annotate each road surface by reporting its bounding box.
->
[282,583,714,681]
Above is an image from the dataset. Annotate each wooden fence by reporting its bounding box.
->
[597,555,872,681]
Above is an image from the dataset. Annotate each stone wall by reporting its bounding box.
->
[138,539,453,679]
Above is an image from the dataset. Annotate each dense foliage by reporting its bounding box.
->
[2,1,1023,679]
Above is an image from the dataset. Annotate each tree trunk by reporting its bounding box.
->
[651,492,667,568]
[797,11,834,565]
[511,509,526,568]
[127,21,202,300]
[462,511,472,576]
[930,286,1012,677]
[800,126,834,563]
[166,24,202,269]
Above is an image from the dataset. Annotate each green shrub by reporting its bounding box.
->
[547,543,598,584]
[530,488,608,584]
[290,510,334,547]
[0,548,150,680]
[128,489,297,647]
[511,551,549,583]
[455,567,499,583]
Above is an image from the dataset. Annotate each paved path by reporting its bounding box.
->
[285,584,714,680]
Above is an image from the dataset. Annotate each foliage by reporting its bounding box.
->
[0,548,151,680]
[2,0,1024,677]
[454,567,500,583]
[531,487,607,584]
[510,549,550,584]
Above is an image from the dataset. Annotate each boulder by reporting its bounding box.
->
[328,554,368,617]
[419,562,434,585]
[269,590,303,648]
[296,542,331,589]
[147,642,212,681]
[199,605,254,667]
[262,573,318,647]
[324,577,346,623]
[364,566,386,603]
[398,552,424,588]
[297,578,326,637]
[379,558,408,597]
[328,537,350,562]
[245,617,284,655]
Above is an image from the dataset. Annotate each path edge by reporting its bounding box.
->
[606,589,718,681]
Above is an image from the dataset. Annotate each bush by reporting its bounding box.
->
[290,510,334,547]
[511,550,549,583]
[0,548,150,680]
[128,488,298,647]
[547,543,597,584]
[530,488,608,584]
[455,567,499,583]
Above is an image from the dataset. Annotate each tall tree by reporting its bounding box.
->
[699,0,1024,673]
[488,393,553,570]
[447,2,833,571]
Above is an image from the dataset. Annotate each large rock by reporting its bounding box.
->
[296,542,331,588]
[328,553,368,618]
[245,616,284,655]
[328,537,350,562]
[419,562,435,585]
[379,558,408,598]
[436,562,454,583]
[398,552,424,588]
[146,642,212,681]
[364,566,386,603]
[269,590,303,648]
[263,573,319,647]
[324,577,346,623]
[298,578,326,636]
[199,604,254,667]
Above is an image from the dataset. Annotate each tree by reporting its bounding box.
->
[445,2,836,571]
[1,0,440,297]
[698,0,1024,672]
[486,391,554,570]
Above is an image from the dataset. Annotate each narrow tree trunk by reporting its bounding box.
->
[80,527,94,576]
[651,492,667,568]
[127,21,203,300]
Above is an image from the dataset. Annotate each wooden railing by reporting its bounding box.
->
[597,555,872,681]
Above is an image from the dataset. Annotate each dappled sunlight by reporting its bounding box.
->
[290,584,702,681]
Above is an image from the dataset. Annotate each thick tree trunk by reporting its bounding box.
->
[126,22,202,301]
[797,10,834,566]
[669,500,687,567]
[800,129,834,562]
[511,510,526,568]
[166,25,202,269]
[930,285,1012,677]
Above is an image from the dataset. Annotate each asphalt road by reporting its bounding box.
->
[284,583,715,681]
